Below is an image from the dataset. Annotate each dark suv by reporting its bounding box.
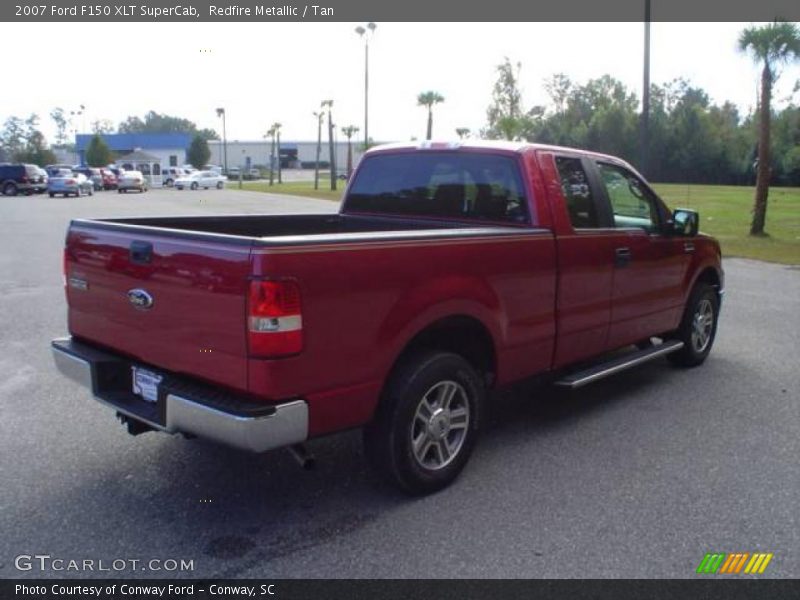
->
[0,163,47,196]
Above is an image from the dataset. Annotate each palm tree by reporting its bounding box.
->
[266,122,281,186]
[738,21,800,236]
[455,127,471,140]
[417,91,445,140]
[341,125,359,178]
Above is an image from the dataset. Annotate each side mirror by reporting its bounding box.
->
[669,208,699,236]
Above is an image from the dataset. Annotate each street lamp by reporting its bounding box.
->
[355,22,376,152]
[216,108,228,175]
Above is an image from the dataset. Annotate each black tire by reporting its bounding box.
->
[88,187,93,196]
[667,282,719,367]
[165,178,173,187]
[216,181,224,189]
[118,189,123,194]
[363,351,484,495]
[191,182,198,190]
[3,182,18,196]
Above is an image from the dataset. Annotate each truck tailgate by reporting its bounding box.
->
[65,222,253,392]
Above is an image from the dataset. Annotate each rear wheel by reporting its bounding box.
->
[191,182,199,190]
[363,351,483,495]
[48,192,54,198]
[667,282,719,367]
[3,182,18,196]
[216,181,224,189]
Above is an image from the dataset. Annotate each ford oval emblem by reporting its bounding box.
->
[127,288,154,310]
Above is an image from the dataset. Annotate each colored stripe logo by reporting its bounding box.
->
[696,552,773,574]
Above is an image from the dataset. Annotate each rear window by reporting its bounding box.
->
[345,152,530,223]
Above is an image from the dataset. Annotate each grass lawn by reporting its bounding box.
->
[652,184,800,265]
[229,179,344,202]
[232,179,800,265]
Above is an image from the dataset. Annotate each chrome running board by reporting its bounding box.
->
[554,340,684,389]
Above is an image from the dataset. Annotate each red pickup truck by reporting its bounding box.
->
[52,141,723,494]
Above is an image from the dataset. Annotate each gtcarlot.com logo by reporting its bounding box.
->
[14,554,194,573]
[696,552,773,575]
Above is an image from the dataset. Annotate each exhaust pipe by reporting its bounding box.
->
[287,443,316,470]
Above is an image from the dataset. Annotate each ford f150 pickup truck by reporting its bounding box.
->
[52,141,723,494]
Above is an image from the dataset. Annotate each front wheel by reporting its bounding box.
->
[363,351,483,495]
[667,282,719,367]
[216,181,224,189]
[190,182,198,190]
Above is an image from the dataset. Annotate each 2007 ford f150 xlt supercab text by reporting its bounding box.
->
[52,141,723,494]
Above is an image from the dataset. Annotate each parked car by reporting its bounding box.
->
[0,163,47,195]
[225,167,241,179]
[73,167,104,191]
[162,167,189,187]
[248,168,262,180]
[35,167,49,190]
[117,171,148,193]
[174,170,226,190]
[99,168,118,190]
[48,170,94,197]
[45,164,73,177]
[52,141,723,495]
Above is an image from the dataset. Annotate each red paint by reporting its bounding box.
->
[63,142,722,438]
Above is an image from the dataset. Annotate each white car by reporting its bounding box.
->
[117,171,148,193]
[174,171,227,190]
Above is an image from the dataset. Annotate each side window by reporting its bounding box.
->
[169,155,178,167]
[596,162,659,232]
[555,156,598,228]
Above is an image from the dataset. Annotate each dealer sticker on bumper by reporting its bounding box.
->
[132,366,163,403]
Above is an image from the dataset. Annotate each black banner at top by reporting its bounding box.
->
[3,0,800,22]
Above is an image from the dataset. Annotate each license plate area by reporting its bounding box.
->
[132,366,163,403]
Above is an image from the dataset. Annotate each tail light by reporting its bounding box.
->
[247,280,303,358]
[66,179,76,185]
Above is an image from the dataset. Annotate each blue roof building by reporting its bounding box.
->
[75,133,193,167]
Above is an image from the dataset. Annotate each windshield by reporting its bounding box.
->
[345,152,529,223]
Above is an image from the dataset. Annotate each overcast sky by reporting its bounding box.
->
[3,22,799,144]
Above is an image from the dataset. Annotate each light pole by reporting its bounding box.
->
[216,108,228,175]
[313,111,324,190]
[355,22,376,152]
[640,0,651,177]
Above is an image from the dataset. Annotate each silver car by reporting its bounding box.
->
[48,170,94,197]
[117,170,149,193]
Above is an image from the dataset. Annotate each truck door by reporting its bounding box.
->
[589,161,689,349]
[547,154,618,368]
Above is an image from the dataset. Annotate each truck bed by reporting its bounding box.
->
[82,213,512,243]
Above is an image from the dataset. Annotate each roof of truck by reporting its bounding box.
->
[364,140,633,171]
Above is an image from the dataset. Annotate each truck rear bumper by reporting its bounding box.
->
[51,337,308,453]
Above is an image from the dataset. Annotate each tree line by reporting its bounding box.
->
[480,59,800,187]
[0,110,218,165]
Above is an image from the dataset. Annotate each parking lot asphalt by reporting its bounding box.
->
[0,188,798,579]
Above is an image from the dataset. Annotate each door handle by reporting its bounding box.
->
[615,247,632,267]
[684,242,695,254]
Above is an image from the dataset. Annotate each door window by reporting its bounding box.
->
[596,162,659,232]
[555,156,599,228]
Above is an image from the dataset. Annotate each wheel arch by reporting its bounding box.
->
[388,314,498,390]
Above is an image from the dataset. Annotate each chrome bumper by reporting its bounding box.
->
[51,337,308,453]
